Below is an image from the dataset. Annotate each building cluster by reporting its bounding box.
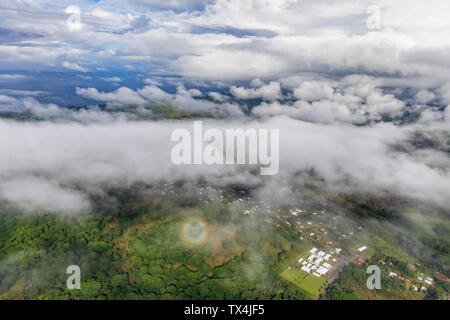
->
[413,275,434,292]
[389,271,434,293]
[298,247,337,277]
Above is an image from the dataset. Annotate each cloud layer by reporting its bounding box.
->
[0,115,448,214]
[0,1,449,216]
[1,0,450,103]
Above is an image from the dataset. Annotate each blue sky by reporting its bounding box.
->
[1,0,450,108]
[0,0,211,104]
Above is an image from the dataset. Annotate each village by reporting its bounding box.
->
[155,181,438,299]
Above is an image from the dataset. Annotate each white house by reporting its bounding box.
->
[314,257,323,265]
[316,266,328,275]
[301,266,311,273]
[357,246,367,252]
[323,262,331,269]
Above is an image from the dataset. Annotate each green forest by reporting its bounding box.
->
[0,186,448,300]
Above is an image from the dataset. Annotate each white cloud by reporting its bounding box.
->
[0,95,21,113]
[0,178,91,215]
[293,81,335,101]
[76,87,147,105]
[0,116,448,214]
[144,78,163,86]
[415,90,436,104]
[253,78,405,123]
[100,77,122,83]
[0,95,130,122]
[208,91,229,102]
[230,81,282,100]
[62,61,88,72]
[437,82,450,104]
[137,85,172,102]
[0,89,46,96]
[250,78,265,88]
[76,85,244,116]
[0,74,32,81]
[131,0,207,11]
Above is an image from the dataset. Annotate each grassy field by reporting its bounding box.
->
[280,268,307,286]
[300,274,328,298]
[280,268,327,299]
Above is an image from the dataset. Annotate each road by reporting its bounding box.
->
[326,251,360,284]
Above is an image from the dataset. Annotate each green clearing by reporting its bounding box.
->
[299,274,328,298]
[280,268,307,287]
[280,268,327,299]
[349,225,418,265]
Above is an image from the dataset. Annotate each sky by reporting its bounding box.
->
[0,0,450,106]
[0,1,449,215]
